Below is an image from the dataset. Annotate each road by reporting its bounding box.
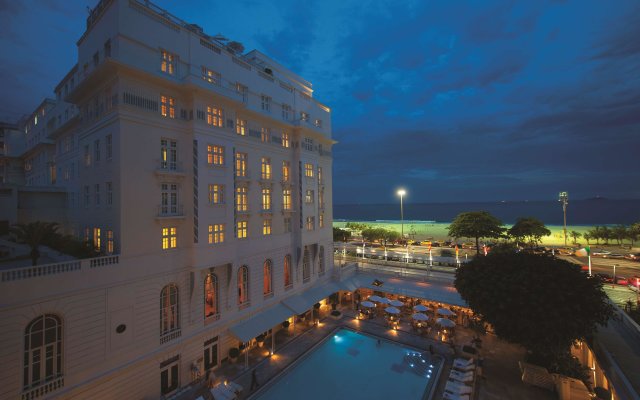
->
[558,255,640,278]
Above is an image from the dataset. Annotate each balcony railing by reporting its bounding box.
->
[157,204,185,218]
[1,255,119,283]
[21,376,64,400]
[160,329,182,345]
[155,160,185,176]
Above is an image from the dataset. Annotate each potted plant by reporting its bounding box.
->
[228,347,239,363]
[329,293,339,310]
[282,320,290,329]
[256,334,265,347]
[313,302,321,310]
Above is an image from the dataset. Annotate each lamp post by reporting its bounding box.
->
[397,189,406,242]
[559,192,569,247]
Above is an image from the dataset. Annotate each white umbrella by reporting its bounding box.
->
[385,306,401,314]
[413,304,429,312]
[378,297,391,304]
[437,308,455,316]
[389,299,404,307]
[369,295,384,302]
[436,318,456,328]
[412,313,429,321]
[360,301,375,308]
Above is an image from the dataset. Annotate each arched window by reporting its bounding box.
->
[284,255,292,289]
[303,247,310,283]
[263,259,272,296]
[204,274,218,318]
[160,284,179,335]
[23,314,63,392]
[238,266,249,305]
[319,246,325,274]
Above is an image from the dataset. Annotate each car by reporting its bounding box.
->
[602,253,624,259]
[628,276,640,287]
[557,248,576,256]
[594,273,614,283]
[614,276,628,286]
[591,249,611,257]
[624,253,640,261]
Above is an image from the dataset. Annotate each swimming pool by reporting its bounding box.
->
[252,328,442,400]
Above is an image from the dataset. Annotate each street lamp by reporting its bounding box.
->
[397,189,406,242]
[559,192,568,246]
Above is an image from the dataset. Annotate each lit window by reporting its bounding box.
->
[236,187,248,212]
[263,219,272,236]
[235,152,247,177]
[208,224,225,244]
[23,315,63,395]
[305,163,314,177]
[202,67,220,85]
[261,95,271,112]
[162,227,177,249]
[161,50,176,75]
[93,227,101,251]
[262,188,271,211]
[261,127,270,142]
[236,118,246,135]
[161,95,175,118]
[282,131,290,148]
[283,189,291,210]
[204,274,218,318]
[238,266,249,304]
[305,190,314,204]
[107,230,113,253]
[319,188,324,209]
[160,284,180,336]
[261,157,271,180]
[263,260,272,295]
[160,139,178,170]
[208,184,224,204]
[306,216,315,231]
[237,221,248,239]
[318,166,323,183]
[207,145,224,166]
[206,106,223,127]
[284,255,292,288]
[282,161,290,182]
[319,213,324,228]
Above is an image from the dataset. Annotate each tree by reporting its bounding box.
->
[569,231,582,245]
[612,225,627,246]
[588,228,600,245]
[628,223,640,246]
[10,221,60,266]
[361,227,399,259]
[582,232,591,245]
[599,226,612,245]
[507,217,551,247]
[448,211,505,255]
[455,252,612,375]
[333,227,351,243]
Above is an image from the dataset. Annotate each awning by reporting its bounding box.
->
[282,282,342,315]
[228,303,294,342]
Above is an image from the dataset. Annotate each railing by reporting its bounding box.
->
[238,301,251,310]
[155,160,185,175]
[157,204,185,218]
[285,283,293,291]
[160,329,182,345]
[1,255,120,282]
[21,376,64,400]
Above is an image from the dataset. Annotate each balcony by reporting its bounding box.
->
[234,169,251,182]
[160,329,182,345]
[154,160,186,177]
[156,204,185,219]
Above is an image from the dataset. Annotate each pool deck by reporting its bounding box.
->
[185,306,555,400]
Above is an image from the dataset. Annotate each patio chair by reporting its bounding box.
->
[453,357,474,368]
[449,369,474,383]
[445,380,473,395]
[442,392,470,400]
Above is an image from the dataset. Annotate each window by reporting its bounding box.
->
[306,216,315,231]
[93,227,101,251]
[319,246,325,274]
[261,95,271,112]
[283,189,291,210]
[305,190,314,204]
[160,356,179,396]
[236,83,248,103]
[281,104,292,121]
[106,134,112,160]
[237,266,249,305]
[263,219,272,236]
[160,285,179,335]
[303,247,310,282]
[104,39,111,58]
[300,111,309,122]
[261,188,271,211]
[319,212,324,228]
[83,185,90,207]
[106,230,114,254]
[204,274,218,318]
[282,131,290,148]
[319,188,324,209]
[237,221,247,239]
[318,166,323,183]
[208,224,225,244]
[161,96,175,118]
[260,127,270,142]
[261,157,271,180]
[303,137,314,151]
[94,139,100,162]
[208,184,224,204]
[160,139,177,170]
[282,161,290,182]
[207,145,224,166]
[202,67,220,85]
[84,144,91,166]
[236,118,246,135]
[162,227,177,249]
[95,184,101,205]
[161,183,179,215]
[235,152,247,177]
[284,255,292,288]
[263,260,272,296]
[304,163,314,177]
[161,50,176,75]
[236,187,248,212]
[23,315,63,395]
[106,182,113,206]
[206,106,223,127]
[284,217,292,233]
[203,337,218,370]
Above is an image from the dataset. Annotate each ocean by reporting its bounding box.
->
[334,199,640,225]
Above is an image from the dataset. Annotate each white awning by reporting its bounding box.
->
[228,303,293,342]
[282,282,342,315]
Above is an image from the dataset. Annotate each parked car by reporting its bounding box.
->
[627,276,640,288]
[558,247,576,256]
[624,253,640,261]
[602,253,624,259]
[594,273,614,283]
[591,249,612,257]
[614,276,628,286]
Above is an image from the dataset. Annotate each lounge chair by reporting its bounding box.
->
[445,380,472,395]
[453,357,474,369]
[442,392,470,400]
[449,369,474,383]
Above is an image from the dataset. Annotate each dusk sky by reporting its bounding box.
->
[1,0,639,204]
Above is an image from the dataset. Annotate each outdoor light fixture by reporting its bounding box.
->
[397,189,406,241]
[558,192,569,246]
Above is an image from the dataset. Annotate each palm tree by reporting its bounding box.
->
[569,231,581,245]
[10,221,60,266]
[583,232,591,245]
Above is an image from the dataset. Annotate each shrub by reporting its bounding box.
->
[228,347,239,359]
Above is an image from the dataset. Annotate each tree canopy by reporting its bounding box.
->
[507,217,551,247]
[333,227,351,242]
[447,211,505,254]
[361,227,400,248]
[455,252,612,364]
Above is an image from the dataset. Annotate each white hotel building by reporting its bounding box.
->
[0,0,335,398]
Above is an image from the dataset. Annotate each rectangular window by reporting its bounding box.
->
[263,219,272,236]
[236,187,248,212]
[206,106,223,127]
[306,216,315,231]
[319,213,324,228]
[203,338,218,370]
[261,157,271,180]
[260,127,270,142]
[262,188,271,211]
[319,188,324,209]
[94,139,100,162]
[202,67,220,85]
[236,83,248,103]
[281,104,291,120]
[106,134,112,160]
[305,190,314,204]
[161,183,179,215]
[106,230,114,253]
[305,163,314,178]
[93,228,101,251]
[160,358,179,395]
[161,50,176,75]
[283,189,291,210]
[207,145,224,166]
[84,185,90,207]
[236,118,246,135]
[282,161,290,182]
[95,183,101,205]
[235,152,247,177]
[162,227,177,249]
[106,182,112,206]
[208,224,225,244]
[318,166,323,183]
[161,95,175,118]
[303,137,314,151]
[160,139,178,170]
[208,184,224,204]
[282,131,290,148]
[84,145,91,166]
[237,221,247,239]
[261,95,271,112]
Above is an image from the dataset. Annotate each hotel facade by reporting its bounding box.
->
[0,0,335,398]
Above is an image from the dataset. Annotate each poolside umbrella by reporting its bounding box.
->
[360,301,375,308]
[437,308,455,316]
[436,318,456,328]
[412,313,429,321]
[378,297,391,304]
[385,306,401,314]
[369,295,384,303]
[389,299,404,307]
[413,304,429,312]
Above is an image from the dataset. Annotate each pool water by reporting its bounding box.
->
[253,328,441,400]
